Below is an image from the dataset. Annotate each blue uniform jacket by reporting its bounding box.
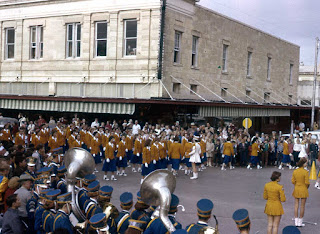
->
[114,210,131,234]
[186,222,208,234]
[35,203,45,234]
[53,210,73,234]
[57,179,67,194]
[144,215,182,234]
[26,192,38,219]
[129,209,151,231]
[42,209,56,233]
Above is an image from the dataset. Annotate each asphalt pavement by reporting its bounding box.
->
[94,163,320,234]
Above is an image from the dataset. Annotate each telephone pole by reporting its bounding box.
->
[311,37,319,130]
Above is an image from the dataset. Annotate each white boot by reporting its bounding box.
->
[278,165,283,170]
[295,218,299,227]
[111,175,117,181]
[221,166,226,171]
[257,165,262,169]
[185,169,188,175]
[288,164,292,170]
[298,218,305,227]
[122,170,127,176]
[190,172,198,180]
[103,175,109,181]
[247,165,251,169]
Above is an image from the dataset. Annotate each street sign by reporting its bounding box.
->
[243,118,252,129]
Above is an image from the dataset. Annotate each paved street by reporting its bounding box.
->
[94,164,320,234]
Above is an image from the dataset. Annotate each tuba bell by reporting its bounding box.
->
[140,169,176,233]
[199,215,219,234]
[65,147,95,222]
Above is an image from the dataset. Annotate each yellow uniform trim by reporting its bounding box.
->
[187,224,195,232]
[117,214,129,233]
[53,214,62,230]
[146,217,157,229]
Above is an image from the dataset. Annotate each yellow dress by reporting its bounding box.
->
[292,167,310,198]
[263,181,286,216]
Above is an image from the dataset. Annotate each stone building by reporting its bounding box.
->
[0,0,304,130]
[298,65,319,106]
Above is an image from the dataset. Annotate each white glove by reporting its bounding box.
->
[153,160,156,164]
[145,163,148,167]
[106,158,110,163]
[116,145,119,148]
[93,154,96,157]
[119,156,123,160]
[137,153,140,156]
[125,149,128,152]
[100,152,102,156]
[222,154,225,158]
[201,156,204,159]
[182,157,185,160]
[89,147,92,150]
[103,147,106,151]
[233,155,236,158]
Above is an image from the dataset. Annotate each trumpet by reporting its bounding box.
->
[199,215,219,234]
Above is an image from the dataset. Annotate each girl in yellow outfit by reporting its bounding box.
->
[263,171,286,234]
[292,158,309,227]
[141,139,152,184]
[247,137,262,169]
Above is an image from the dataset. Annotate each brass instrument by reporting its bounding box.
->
[102,203,120,220]
[140,169,176,233]
[65,147,95,222]
[199,215,219,234]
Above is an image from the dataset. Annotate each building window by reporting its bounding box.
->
[95,22,107,57]
[66,23,81,58]
[221,88,227,97]
[30,26,43,59]
[124,20,137,56]
[191,36,199,67]
[190,84,198,94]
[172,83,181,94]
[267,57,271,80]
[247,51,252,76]
[288,95,292,104]
[222,44,228,72]
[246,90,251,97]
[264,92,270,102]
[301,100,311,106]
[174,31,182,63]
[289,64,293,85]
[5,28,15,59]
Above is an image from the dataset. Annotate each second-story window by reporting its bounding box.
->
[5,28,15,59]
[66,23,81,58]
[30,26,43,59]
[222,44,228,72]
[247,51,252,76]
[124,20,137,56]
[191,36,199,67]
[289,64,293,85]
[267,57,272,80]
[174,31,182,63]
[95,21,108,57]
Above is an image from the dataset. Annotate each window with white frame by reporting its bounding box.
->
[222,44,228,72]
[5,28,15,59]
[174,31,182,63]
[191,36,199,67]
[247,51,252,76]
[124,20,137,56]
[289,63,293,84]
[66,23,81,58]
[267,57,271,80]
[30,26,43,59]
[95,21,108,57]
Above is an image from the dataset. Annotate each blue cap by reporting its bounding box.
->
[42,167,53,174]
[52,147,63,154]
[197,199,214,218]
[233,209,250,228]
[57,165,67,175]
[87,181,100,195]
[99,185,113,199]
[84,174,97,185]
[169,194,179,213]
[46,189,61,201]
[172,230,187,234]
[137,191,142,201]
[120,192,133,208]
[57,192,72,203]
[282,226,301,234]
[40,188,53,199]
[89,213,108,230]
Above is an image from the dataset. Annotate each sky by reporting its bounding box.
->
[199,0,320,66]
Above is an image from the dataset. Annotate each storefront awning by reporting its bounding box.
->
[0,99,135,115]
[199,106,290,117]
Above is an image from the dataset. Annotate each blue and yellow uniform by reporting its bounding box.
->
[82,181,103,220]
[186,199,214,234]
[115,192,133,234]
[99,185,117,234]
[42,189,61,233]
[145,194,182,234]
[35,189,53,234]
[128,192,151,232]
[232,209,251,231]
[89,213,109,232]
[53,192,73,234]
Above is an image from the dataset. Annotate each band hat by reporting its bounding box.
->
[197,199,214,218]
[83,174,97,186]
[99,185,113,199]
[18,174,34,182]
[57,192,72,204]
[87,180,100,196]
[89,213,109,230]
[137,191,142,202]
[232,209,250,228]
[40,188,54,199]
[282,226,301,234]
[27,157,36,166]
[57,165,67,175]
[120,192,133,206]
[45,189,61,201]
[169,194,179,214]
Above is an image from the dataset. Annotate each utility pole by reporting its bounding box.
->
[311,37,319,130]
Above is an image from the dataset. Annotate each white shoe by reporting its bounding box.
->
[298,218,305,227]
[247,165,251,169]
[230,166,234,170]
[127,164,131,168]
[137,167,142,172]
[278,165,282,170]
[119,173,123,176]
[123,173,127,177]
[116,171,120,175]
[111,176,117,181]
[187,170,191,175]
[221,167,226,171]
[201,166,206,170]
[185,169,188,175]
[315,182,320,189]
[94,169,99,173]
[257,165,262,169]
[103,175,109,181]
[289,165,293,170]
[132,168,137,172]
[190,172,198,180]
[179,165,183,170]
[295,218,299,227]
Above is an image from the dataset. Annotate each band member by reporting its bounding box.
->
[183,136,193,176]
[53,192,73,234]
[90,131,102,164]
[144,194,182,234]
[42,189,61,233]
[56,165,67,194]
[89,213,110,233]
[117,134,128,176]
[103,136,117,181]
[282,225,301,234]
[233,209,251,234]
[189,136,201,179]
[199,135,207,170]
[115,192,133,234]
[82,180,103,220]
[186,199,214,233]
[14,127,27,147]
[264,171,286,234]
[279,138,292,170]
[221,137,234,171]
[292,158,309,227]
[23,157,37,179]
[141,139,152,184]
[132,134,143,173]
[125,131,134,166]
[168,136,183,176]
[247,137,262,170]
[34,188,52,234]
